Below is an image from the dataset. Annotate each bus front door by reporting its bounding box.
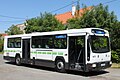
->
[22,39,30,63]
[69,36,85,70]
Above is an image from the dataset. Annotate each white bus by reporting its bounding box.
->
[3,28,112,72]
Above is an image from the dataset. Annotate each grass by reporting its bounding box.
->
[0,52,3,54]
[111,63,120,68]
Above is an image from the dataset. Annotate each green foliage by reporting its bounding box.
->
[25,12,65,33]
[0,39,3,52]
[110,22,120,63]
[110,22,120,49]
[67,4,117,29]
[92,37,108,50]
[0,35,4,52]
[112,50,120,63]
[67,18,82,29]
[5,25,23,35]
[67,3,120,63]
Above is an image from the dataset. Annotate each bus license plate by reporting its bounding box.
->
[101,63,105,66]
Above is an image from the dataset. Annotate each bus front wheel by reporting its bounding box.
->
[55,59,65,72]
[15,55,21,66]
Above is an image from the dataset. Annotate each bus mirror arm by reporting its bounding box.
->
[87,36,91,61]
[87,36,91,43]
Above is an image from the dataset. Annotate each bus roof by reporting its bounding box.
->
[4,28,108,38]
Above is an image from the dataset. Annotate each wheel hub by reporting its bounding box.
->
[16,58,20,64]
[57,62,64,69]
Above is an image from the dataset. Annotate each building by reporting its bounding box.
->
[0,33,8,39]
[55,6,92,24]
[16,23,26,34]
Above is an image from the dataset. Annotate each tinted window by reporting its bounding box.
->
[32,36,53,48]
[7,37,21,48]
[32,34,67,49]
[91,36,110,53]
[54,35,67,49]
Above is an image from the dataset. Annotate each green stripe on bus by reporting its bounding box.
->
[38,52,41,54]
[4,50,21,52]
[13,50,16,52]
[42,52,46,54]
[31,52,35,54]
[34,52,37,54]
[4,50,7,52]
[5,50,63,56]
[31,51,63,55]
[58,52,63,55]
[52,52,57,55]
[47,52,51,55]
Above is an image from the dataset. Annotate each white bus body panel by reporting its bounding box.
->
[31,48,68,62]
[4,36,22,58]
[88,52,111,63]
[86,32,111,64]
[68,33,86,36]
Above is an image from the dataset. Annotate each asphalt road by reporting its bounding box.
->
[0,54,120,80]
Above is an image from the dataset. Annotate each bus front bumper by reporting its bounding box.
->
[86,61,112,72]
[3,56,15,62]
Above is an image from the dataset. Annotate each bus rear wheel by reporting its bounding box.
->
[55,59,65,72]
[15,55,21,66]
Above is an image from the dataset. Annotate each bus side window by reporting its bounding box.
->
[38,45,41,48]
[17,42,21,48]
[7,37,21,48]
[32,45,35,48]
[45,45,49,48]
[54,36,67,49]
[10,43,14,48]
[32,36,53,49]
[14,42,17,48]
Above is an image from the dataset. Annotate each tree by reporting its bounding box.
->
[25,12,65,33]
[67,4,120,63]
[5,25,23,35]
[0,40,3,52]
[111,22,120,62]
[67,4,117,30]
[0,34,4,52]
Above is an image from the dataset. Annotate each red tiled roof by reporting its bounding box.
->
[55,7,92,24]
[55,11,73,24]
[0,33,8,37]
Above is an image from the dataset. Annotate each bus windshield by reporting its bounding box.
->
[90,36,110,53]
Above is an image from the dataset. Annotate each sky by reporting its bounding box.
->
[0,0,119,33]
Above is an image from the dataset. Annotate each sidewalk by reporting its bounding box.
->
[111,63,120,68]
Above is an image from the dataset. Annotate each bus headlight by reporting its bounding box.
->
[110,61,112,65]
[92,64,96,67]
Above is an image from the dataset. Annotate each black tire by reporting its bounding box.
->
[15,55,21,66]
[55,59,65,72]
